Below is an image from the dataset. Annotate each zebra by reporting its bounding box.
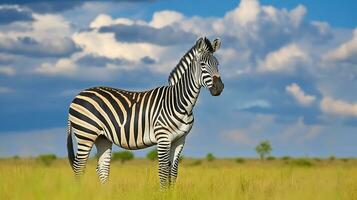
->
[67,37,224,188]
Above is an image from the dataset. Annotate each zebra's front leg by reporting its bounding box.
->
[95,135,112,184]
[169,136,185,186]
[156,133,171,189]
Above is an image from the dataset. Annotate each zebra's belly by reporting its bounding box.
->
[102,117,193,148]
[106,127,157,150]
[117,141,157,150]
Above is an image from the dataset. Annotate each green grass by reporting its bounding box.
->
[1,158,357,200]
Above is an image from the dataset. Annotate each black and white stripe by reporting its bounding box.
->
[67,37,223,187]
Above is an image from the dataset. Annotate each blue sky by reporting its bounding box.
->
[0,0,356,158]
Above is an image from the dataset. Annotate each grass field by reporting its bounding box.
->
[1,158,357,200]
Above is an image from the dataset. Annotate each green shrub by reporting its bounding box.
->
[112,151,134,163]
[146,149,157,161]
[341,158,349,162]
[37,154,57,166]
[190,160,202,166]
[267,156,275,161]
[291,158,313,167]
[206,153,215,162]
[329,156,336,161]
[281,156,290,161]
[235,158,245,164]
[314,157,321,162]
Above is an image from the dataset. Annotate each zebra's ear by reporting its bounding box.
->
[212,38,221,52]
[196,37,205,52]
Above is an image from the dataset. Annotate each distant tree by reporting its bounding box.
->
[206,153,215,162]
[255,140,272,160]
[37,154,57,166]
[112,151,134,163]
[146,149,158,161]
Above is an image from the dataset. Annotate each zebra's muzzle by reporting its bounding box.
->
[209,76,224,96]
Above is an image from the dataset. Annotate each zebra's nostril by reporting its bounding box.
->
[216,82,224,91]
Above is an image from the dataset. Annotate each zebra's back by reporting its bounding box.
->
[68,86,167,150]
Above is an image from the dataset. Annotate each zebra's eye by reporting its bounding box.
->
[200,63,205,66]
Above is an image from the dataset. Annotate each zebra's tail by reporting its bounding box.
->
[67,120,75,170]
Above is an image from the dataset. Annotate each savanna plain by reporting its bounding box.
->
[1,157,357,200]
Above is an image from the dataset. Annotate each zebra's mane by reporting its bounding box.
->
[168,38,213,86]
[168,46,195,86]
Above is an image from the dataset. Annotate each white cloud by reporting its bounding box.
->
[225,0,261,26]
[286,83,316,106]
[237,99,271,110]
[0,52,15,61]
[258,43,309,72]
[0,86,13,93]
[89,14,146,28]
[90,14,123,28]
[72,29,165,62]
[222,114,275,145]
[36,56,77,76]
[281,117,322,142]
[193,1,309,42]
[224,130,254,145]
[323,28,357,63]
[35,52,128,80]
[289,5,306,27]
[10,1,330,80]
[0,0,351,88]
[63,14,193,78]
[30,14,73,40]
[320,97,357,117]
[310,21,331,36]
[0,66,15,76]
[35,12,191,79]
[216,47,253,77]
[150,10,184,28]
[0,13,76,57]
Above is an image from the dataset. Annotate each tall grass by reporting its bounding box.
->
[1,158,357,200]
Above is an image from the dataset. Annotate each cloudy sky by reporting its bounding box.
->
[0,0,356,158]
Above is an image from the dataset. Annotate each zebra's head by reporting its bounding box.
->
[195,37,224,96]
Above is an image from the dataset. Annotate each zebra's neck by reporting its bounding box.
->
[168,46,198,86]
[168,46,201,114]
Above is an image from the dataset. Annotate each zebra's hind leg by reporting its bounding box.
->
[72,129,97,178]
[95,135,112,184]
